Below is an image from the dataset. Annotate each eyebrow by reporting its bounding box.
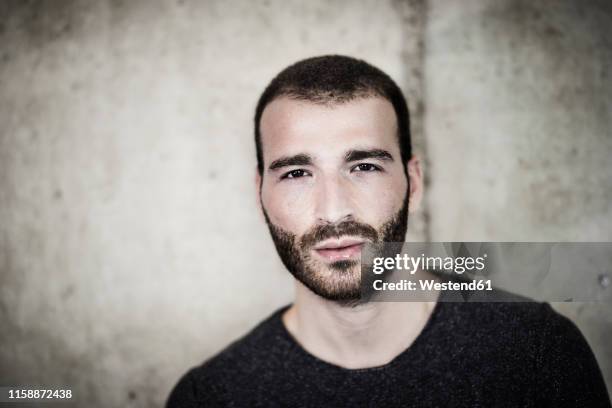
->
[268,154,313,171]
[345,149,394,162]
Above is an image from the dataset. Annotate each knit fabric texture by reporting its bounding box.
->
[167,293,611,407]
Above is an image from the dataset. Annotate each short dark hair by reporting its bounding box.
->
[254,55,412,175]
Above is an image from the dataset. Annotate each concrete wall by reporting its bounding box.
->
[0,0,610,406]
[425,0,612,391]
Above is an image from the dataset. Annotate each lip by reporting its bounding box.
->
[313,238,366,262]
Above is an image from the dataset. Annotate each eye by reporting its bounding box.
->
[281,169,311,180]
[352,163,381,172]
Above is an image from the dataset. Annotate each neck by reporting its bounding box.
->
[282,281,438,369]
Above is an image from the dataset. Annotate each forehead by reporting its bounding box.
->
[259,96,398,163]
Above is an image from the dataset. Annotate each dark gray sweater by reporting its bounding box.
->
[167,295,610,407]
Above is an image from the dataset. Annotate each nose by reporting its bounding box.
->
[314,174,354,225]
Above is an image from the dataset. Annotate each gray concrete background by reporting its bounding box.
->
[0,0,610,406]
[425,0,612,395]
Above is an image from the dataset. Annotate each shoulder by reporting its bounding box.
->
[442,287,579,337]
[165,305,290,407]
[433,287,583,357]
[439,286,558,329]
[438,291,610,404]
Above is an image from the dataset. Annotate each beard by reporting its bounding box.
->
[261,192,409,306]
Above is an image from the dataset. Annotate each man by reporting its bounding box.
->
[167,55,610,406]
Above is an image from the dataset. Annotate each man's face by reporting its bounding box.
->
[258,96,411,304]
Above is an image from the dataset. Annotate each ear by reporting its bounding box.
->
[406,155,423,213]
[254,167,264,220]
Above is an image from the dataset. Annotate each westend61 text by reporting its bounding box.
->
[373,279,493,291]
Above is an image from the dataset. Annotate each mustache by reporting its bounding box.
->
[300,220,379,250]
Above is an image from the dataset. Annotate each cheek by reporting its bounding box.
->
[261,182,315,233]
[350,171,408,226]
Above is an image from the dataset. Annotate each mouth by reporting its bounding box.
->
[312,238,366,263]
